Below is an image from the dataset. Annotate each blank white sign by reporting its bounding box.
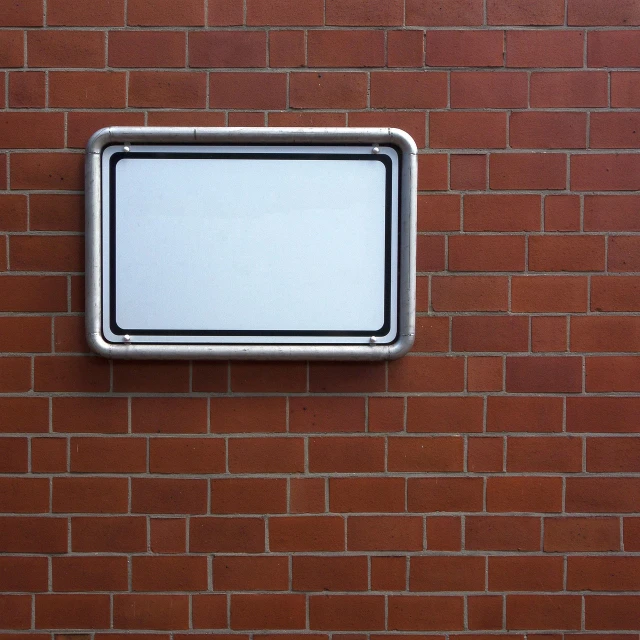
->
[101,144,399,344]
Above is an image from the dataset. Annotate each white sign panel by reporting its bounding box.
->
[86,128,416,360]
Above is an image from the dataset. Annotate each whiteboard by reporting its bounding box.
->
[101,144,399,345]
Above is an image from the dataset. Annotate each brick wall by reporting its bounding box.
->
[1,0,640,636]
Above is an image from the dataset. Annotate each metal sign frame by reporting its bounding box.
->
[85,127,417,360]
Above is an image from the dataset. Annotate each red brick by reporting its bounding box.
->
[507,595,581,630]
[210,397,285,433]
[406,0,483,25]
[452,316,529,352]
[150,517,186,553]
[0,437,28,472]
[151,437,223,475]
[587,437,640,471]
[488,396,564,432]
[210,72,286,108]
[27,30,104,67]
[468,436,504,471]
[129,71,206,108]
[0,398,46,434]
[585,596,640,630]
[389,357,464,392]
[508,436,583,472]
[411,556,484,591]
[625,518,640,551]
[544,516,620,551]
[310,595,384,631]
[269,30,305,67]
[231,594,306,630]
[248,0,324,25]
[132,556,207,591]
[0,0,42,25]
[36,594,110,629]
[370,72,448,108]
[449,235,525,271]
[0,556,48,591]
[388,436,464,472]
[270,516,344,552]
[545,195,581,231]
[427,516,462,550]
[10,235,83,272]
[408,477,483,512]
[32,438,66,473]
[326,0,403,25]
[127,0,204,25]
[2,111,58,149]
[488,0,564,24]
[571,316,640,352]
[464,194,541,231]
[591,113,640,149]
[8,71,45,108]
[413,316,450,353]
[368,397,405,433]
[507,30,584,67]
[467,515,541,551]
[109,31,186,67]
[408,397,483,433]
[190,517,265,553]
[585,195,640,231]
[468,596,503,630]
[71,437,147,473]
[231,362,306,392]
[531,71,609,107]
[0,276,64,313]
[309,436,384,473]
[568,397,640,433]
[506,356,582,393]
[34,356,108,392]
[113,361,189,392]
[569,0,640,25]
[211,478,286,514]
[131,478,208,514]
[511,112,586,149]
[451,71,528,108]
[572,154,640,191]
[0,596,31,629]
[512,276,588,312]
[427,31,504,67]
[488,476,563,513]
[530,235,605,271]
[371,557,407,591]
[30,193,83,230]
[309,363,385,393]
[388,30,424,67]
[330,477,405,513]
[214,555,289,591]
[417,235,445,272]
[0,194,27,231]
[290,478,325,513]
[490,153,566,190]
[567,477,640,512]
[147,112,226,127]
[0,516,66,552]
[72,516,147,552]
[430,112,506,149]
[48,0,124,25]
[293,556,367,591]
[418,154,449,190]
[270,112,346,127]
[451,154,486,190]
[0,477,47,512]
[388,596,464,631]
[53,477,128,513]
[229,437,303,473]
[189,31,266,68]
[113,594,190,630]
[308,31,384,67]
[418,195,460,231]
[612,72,640,107]
[53,556,128,592]
[191,596,228,629]
[54,397,127,434]
[610,236,640,271]
[290,396,365,433]
[347,515,423,551]
[586,355,640,390]
[11,153,84,190]
[290,72,367,109]
[132,398,207,433]
[0,357,31,391]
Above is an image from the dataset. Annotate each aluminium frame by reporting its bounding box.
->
[85,126,417,360]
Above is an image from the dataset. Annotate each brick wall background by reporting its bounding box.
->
[1,0,640,636]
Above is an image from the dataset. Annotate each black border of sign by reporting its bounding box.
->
[108,150,395,338]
